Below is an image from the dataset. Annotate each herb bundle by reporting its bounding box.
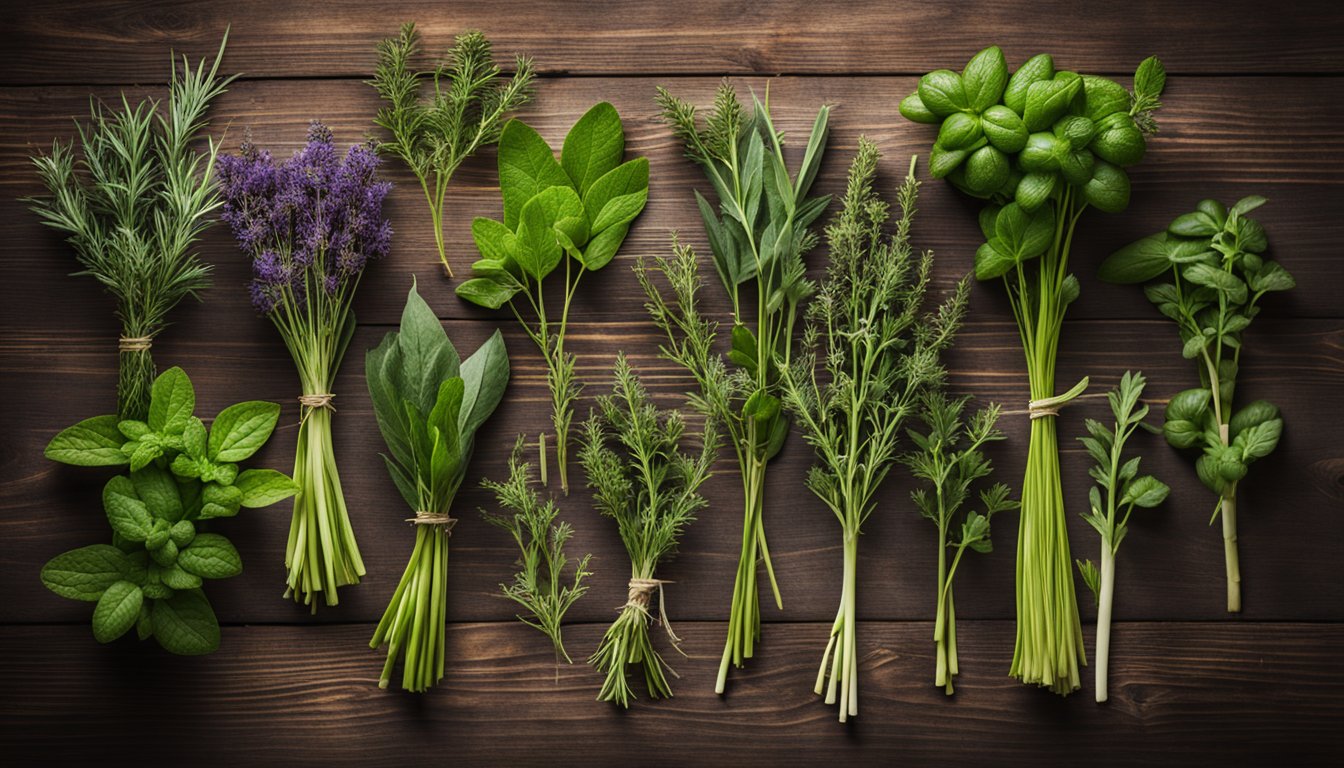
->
[647,82,830,694]
[902,394,1016,696]
[482,436,592,665]
[457,103,649,493]
[778,143,968,720]
[1100,197,1290,612]
[580,355,719,707]
[42,367,296,654]
[370,23,536,277]
[217,123,392,611]
[1074,372,1169,702]
[364,281,509,691]
[27,35,234,421]
[901,47,1167,694]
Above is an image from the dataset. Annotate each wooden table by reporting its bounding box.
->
[2,2,1341,764]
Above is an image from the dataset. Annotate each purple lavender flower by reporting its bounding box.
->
[217,122,392,315]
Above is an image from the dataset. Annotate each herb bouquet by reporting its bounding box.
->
[901,47,1167,694]
[218,123,392,611]
[580,355,719,707]
[27,35,234,420]
[366,282,509,691]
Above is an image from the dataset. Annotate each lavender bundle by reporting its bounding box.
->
[218,123,392,610]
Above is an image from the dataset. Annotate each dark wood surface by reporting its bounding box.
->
[1,2,1342,765]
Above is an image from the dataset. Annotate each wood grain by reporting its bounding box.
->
[3,0,1343,84]
[1,622,1340,765]
[3,76,1342,329]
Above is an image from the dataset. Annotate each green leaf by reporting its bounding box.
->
[1236,419,1282,461]
[728,323,759,373]
[457,330,510,441]
[1077,558,1100,603]
[1134,56,1167,99]
[515,185,585,279]
[928,144,968,178]
[170,520,196,548]
[118,420,150,440]
[1122,475,1170,508]
[1091,114,1146,167]
[207,401,280,463]
[1099,233,1171,284]
[427,379,466,466]
[45,415,129,466]
[561,102,625,197]
[1230,195,1268,217]
[147,367,195,435]
[1083,160,1130,213]
[1170,211,1221,238]
[1248,261,1295,293]
[471,216,516,263]
[1023,79,1074,132]
[103,475,152,541]
[1230,400,1280,436]
[974,241,1016,280]
[1004,53,1054,115]
[92,580,142,643]
[177,533,243,579]
[585,157,649,234]
[981,105,1028,153]
[151,589,220,655]
[393,280,458,416]
[181,416,206,459]
[1082,75,1131,121]
[964,146,1009,194]
[995,202,1053,260]
[131,466,184,522]
[234,468,299,508]
[743,390,781,423]
[916,70,967,118]
[161,564,203,590]
[1166,388,1212,423]
[962,46,1008,112]
[41,544,129,601]
[579,222,630,272]
[1014,171,1056,211]
[497,119,570,230]
[898,92,939,124]
[1183,263,1247,304]
[937,112,983,151]
[456,277,519,309]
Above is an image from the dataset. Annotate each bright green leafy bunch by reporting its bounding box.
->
[27,34,235,421]
[648,81,831,695]
[370,23,536,276]
[902,393,1016,696]
[366,281,509,692]
[457,102,649,495]
[482,436,592,665]
[581,355,719,708]
[778,142,968,721]
[41,366,295,654]
[1074,371,1169,703]
[1100,198,1290,613]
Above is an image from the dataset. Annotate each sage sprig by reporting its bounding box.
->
[580,355,719,707]
[902,393,1016,696]
[901,47,1167,695]
[42,366,296,654]
[27,34,234,420]
[1100,197,1290,612]
[365,281,509,692]
[457,103,649,494]
[779,143,968,720]
[370,23,536,277]
[647,82,830,694]
[1075,371,1169,703]
[482,436,592,665]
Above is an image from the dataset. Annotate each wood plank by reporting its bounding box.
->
[0,622,1339,765]
[3,0,1343,84]
[2,319,1340,625]
[2,76,1341,331]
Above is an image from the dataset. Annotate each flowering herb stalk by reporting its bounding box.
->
[902,394,1015,695]
[27,34,234,420]
[218,123,392,611]
[370,23,535,276]
[647,82,830,694]
[365,281,509,691]
[1074,371,1169,703]
[1100,198,1290,612]
[580,355,719,707]
[778,143,968,720]
[901,48,1167,694]
[483,436,592,666]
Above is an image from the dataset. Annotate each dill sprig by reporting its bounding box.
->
[482,436,592,665]
[581,354,719,708]
[27,33,235,420]
[370,22,536,277]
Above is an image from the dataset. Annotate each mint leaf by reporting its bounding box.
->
[92,580,143,643]
[41,544,129,601]
[151,589,220,655]
[208,401,281,463]
[45,415,129,466]
[130,465,184,522]
[176,533,243,579]
[147,367,195,435]
[103,476,153,542]
[234,468,298,508]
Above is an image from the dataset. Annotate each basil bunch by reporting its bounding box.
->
[1100,197,1292,612]
[42,367,296,654]
[457,102,649,494]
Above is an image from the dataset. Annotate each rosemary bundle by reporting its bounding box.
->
[580,355,719,707]
[27,34,234,420]
[779,143,968,720]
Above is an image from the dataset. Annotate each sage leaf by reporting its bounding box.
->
[497,119,570,230]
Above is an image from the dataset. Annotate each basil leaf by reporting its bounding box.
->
[962,45,1008,113]
[1082,75,1130,121]
[898,92,938,124]
[151,589,220,655]
[981,105,1028,153]
[1122,476,1170,508]
[41,544,129,601]
[45,415,129,466]
[1134,56,1167,100]
[1083,160,1131,213]
[916,70,968,117]
[1100,233,1171,284]
[1004,53,1054,115]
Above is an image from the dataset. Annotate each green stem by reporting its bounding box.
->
[1095,544,1115,703]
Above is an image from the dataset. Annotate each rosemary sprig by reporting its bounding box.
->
[370,22,536,277]
[27,33,234,420]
